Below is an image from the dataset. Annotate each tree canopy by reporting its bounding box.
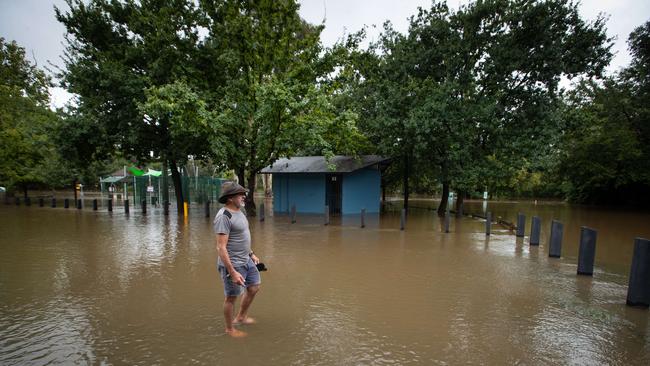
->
[0,38,59,196]
[345,0,612,213]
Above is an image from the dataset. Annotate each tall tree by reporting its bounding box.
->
[0,38,59,197]
[56,0,212,213]
[351,0,612,214]
[557,20,650,205]
[201,0,358,215]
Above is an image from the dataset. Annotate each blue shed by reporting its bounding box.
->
[261,155,390,214]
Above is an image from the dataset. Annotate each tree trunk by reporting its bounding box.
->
[245,172,257,216]
[455,190,464,217]
[438,180,450,217]
[169,159,184,214]
[437,161,449,217]
[263,174,273,197]
[403,154,409,213]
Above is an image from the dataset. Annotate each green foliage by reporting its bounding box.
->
[0,38,59,194]
[200,0,365,214]
[345,0,611,210]
[56,0,210,163]
[556,20,650,205]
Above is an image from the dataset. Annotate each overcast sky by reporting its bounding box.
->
[1,0,649,109]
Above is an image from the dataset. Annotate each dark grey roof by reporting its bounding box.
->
[261,155,390,174]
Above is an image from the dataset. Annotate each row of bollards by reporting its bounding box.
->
[8,196,189,218]
[481,211,650,308]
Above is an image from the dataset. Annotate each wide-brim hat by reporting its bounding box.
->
[218,181,249,203]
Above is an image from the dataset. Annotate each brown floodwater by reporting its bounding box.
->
[1,198,650,365]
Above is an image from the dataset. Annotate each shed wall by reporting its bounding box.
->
[272,173,325,214]
[342,168,381,214]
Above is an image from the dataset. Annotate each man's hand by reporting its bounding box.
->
[251,253,260,265]
[230,271,245,286]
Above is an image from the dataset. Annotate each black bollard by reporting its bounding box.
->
[516,213,526,237]
[64,199,69,209]
[107,199,113,212]
[77,199,82,209]
[25,197,31,206]
[93,199,98,211]
[548,220,563,258]
[486,212,492,236]
[627,237,650,307]
[324,205,329,225]
[15,197,20,206]
[124,199,129,214]
[39,198,44,207]
[163,200,169,216]
[51,197,56,208]
[530,216,541,245]
[361,208,366,228]
[205,200,210,218]
[400,208,406,231]
[456,201,463,217]
[259,203,265,222]
[577,226,597,276]
[291,204,296,224]
[142,199,147,215]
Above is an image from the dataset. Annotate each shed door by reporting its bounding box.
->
[326,174,342,214]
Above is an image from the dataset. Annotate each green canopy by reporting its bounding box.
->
[128,166,145,176]
[143,169,162,177]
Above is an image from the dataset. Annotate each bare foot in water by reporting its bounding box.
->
[233,317,256,325]
[225,328,247,338]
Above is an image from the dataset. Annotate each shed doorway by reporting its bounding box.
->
[326,174,342,214]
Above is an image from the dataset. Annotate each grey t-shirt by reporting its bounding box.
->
[214,207,251,267]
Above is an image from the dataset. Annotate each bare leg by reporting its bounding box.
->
[224,296,246,337]
[234,285,259,324]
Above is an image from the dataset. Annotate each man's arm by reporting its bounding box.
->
[216,233,245,286]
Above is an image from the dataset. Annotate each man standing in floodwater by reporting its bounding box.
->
[214,181,261,338]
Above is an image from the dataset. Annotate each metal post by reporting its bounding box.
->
[142,199,147,215]
[324,205,329,226]
[93,199,98,211]
[64,199,69,209]
[205,200,210,218]
[577,226,597,276]
[400,208,406,231]
[259,203,265,222]
[39,198,44,207]
[627,237,650,307]
[15,197,20,206]
[516,213,525,237]
[51,197,56,208]
[25,197,31,206]
[530,216,541,245]
[291,204,296,224]
[486,212,492,236]
[124,199,129,214]
[361,208,366,228]
[77,199,82,209]
[108,199,113,212]
[549,220,563,258]
[163,200,169,216]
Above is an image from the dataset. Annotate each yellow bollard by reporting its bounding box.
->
[184,202,188,217]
